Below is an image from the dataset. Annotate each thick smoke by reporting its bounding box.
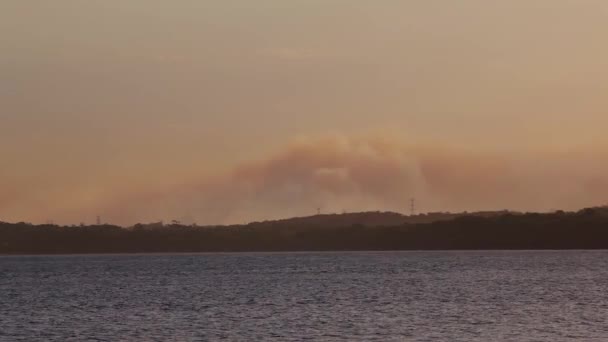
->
[95,135,608,226]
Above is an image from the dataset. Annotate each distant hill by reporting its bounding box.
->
[242,210,515,229]
[245,211,410,228]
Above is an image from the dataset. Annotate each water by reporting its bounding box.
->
[1,251,608,341]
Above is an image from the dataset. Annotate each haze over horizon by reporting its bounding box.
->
[2,1,608,225]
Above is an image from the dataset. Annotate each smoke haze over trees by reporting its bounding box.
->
[3,136,607,226]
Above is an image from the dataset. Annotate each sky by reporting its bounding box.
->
[2,1,608,225]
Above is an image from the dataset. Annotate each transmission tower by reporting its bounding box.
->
[410,198,416,216]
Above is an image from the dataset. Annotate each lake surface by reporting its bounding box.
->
[1,251,608,341]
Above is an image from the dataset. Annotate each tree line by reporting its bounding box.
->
[1,208,608,254]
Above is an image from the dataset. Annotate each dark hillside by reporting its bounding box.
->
[1,208,607,254]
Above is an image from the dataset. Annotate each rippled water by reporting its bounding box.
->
[1,251,608,341]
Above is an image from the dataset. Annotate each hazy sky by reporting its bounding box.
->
[2,1,608,224]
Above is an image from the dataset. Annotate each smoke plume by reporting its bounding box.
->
[92,135,608,226]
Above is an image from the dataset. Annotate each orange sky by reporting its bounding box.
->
[2,1,608,224]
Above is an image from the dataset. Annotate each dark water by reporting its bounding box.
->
[1,251,608,341]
